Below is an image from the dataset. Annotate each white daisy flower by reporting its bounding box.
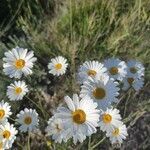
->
[106,123,128,144]
[48,56,68,76]
[104,58,127,81]
[0,123,18,149]
[16,108,39,132]
[80,76,119,110]
[3,47,37,79]
[46,117,67,143]
[99,107,122,133]
[126,60,144,78]
[0,101,12,125]
[77,61,107,84]
[95,72,110,82]
[7,81,28,101]
[55,94,100,144]
[122,76,144,91]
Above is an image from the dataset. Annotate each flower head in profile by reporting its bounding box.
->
[0,101,12,125]
[48,56,68,76]
[122,76,144,91]
[46,117,67,143]
[3,47,37,79]
[7,81,28,101]
[126,60,144,79]
[55,94,100,144]
[16,108,39,132]
[104,58,127,81]
[0,123,18,149]
[106,123,128,145]
[77,61,107,84]
[80,76,119,110]
[99,107,122,133]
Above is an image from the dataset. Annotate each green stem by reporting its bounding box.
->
[9,117,18,123]
[116,87,132,108]
[25,96,47,120]
[123,91,131,118]
[16,142,24,149]
[27,132,31,150]
[91,137,106,150]
[88,136,91,150]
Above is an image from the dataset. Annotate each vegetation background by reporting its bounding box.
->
[0,0,149,149]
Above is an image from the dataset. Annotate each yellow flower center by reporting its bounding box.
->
[127,77,134,85]
[109,67,118,75]
[112,128,120,136]
[0,109,5,119]
[3,130,11,139]
[93,87,106,99]
[72,109,86,124]
[130,67,137,74]
[102,114,112,124]
[55,63,62,70]
[15,59,25,69]
[87,70,97,76]
[24,116,32,125]
[15,87,22,94]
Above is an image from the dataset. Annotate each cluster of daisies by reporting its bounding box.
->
[0,47,144,149]
[46,58,144,145]
[1,47,38,149]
